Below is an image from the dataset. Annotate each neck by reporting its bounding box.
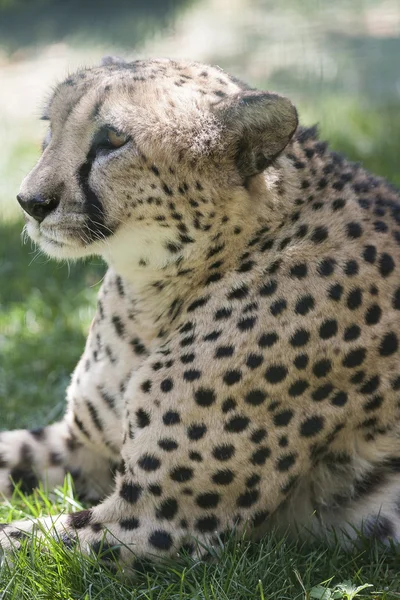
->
[101,155,298,339]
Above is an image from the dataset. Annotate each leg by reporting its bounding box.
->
[0,420,115,501]
[269,452,400,547]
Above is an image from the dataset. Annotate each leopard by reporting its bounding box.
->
[1,55,400,573]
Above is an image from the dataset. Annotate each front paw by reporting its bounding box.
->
[0,515,69,565]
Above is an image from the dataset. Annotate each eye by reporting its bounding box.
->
[91,126,130,155]
[107,129,129,148]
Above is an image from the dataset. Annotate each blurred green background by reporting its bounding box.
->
[0,0,399,429]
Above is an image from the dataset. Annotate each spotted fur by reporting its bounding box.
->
[2,57,400,570]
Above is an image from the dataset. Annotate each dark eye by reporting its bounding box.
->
[107,129,129,148]
[92,127,130,153]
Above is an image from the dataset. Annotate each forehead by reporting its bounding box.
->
[46,59,245,122]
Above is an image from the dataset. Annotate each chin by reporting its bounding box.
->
[25,222,99,261]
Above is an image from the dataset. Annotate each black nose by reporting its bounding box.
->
[16,193,60,223]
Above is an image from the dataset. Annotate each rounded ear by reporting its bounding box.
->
[214,90,298,179]
[101,55,127,66]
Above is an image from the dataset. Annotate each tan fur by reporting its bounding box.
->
[2,58,400,570]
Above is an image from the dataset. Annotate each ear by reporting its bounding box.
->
[101,55,127,66]
[215,91,298,179]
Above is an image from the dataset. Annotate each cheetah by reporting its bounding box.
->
[1,56,400,572]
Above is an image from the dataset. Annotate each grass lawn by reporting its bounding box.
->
[1,98,400,597]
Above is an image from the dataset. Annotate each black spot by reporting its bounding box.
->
[170,466,194,482]
[312,384,334,401]
[393,288,400,310]
[244,473,261,489]
[347,288,363,310]
[141,380,152,393]
[259,280,278,296]
[203,330,222,342]
[273,410,294,426]
[253,511,269,528]
[288,380,309,397]
[246,354,264,369]
[374,220,388,233]
[163,411,180,425]
[188,296,209,312]
[187,423,207,440]
[317,258,335,277]
[265,364,288,384]
[344,325,361,341]
[332,198,346,211]
[245,389,267,405]
[227,284,249,301]
[194,388,216,407]
[344,260,359,276]
[270,299,287,316]
[363,245,377,263]
[136,408,150,428]
[158,438,178,452]
[196,515,219,533]
[157,498,178,520]
[148,530,173,551]
[258,332,279,348]
[222,398,237,412]
[342,347,366,368]
[212,469,235,485]
[237,489,259,508]
[294,354,309,370]
[160,378,173,393]
[112,315,125,337]
[331,391,348,406]
[120,517,140,530]
[223,370,242,385]
[359,375,380,395]
[379,332,398,356]
[196,492,221,509]
[189,451,202,462]
[225,415,250,433]
[213,444,235,461]
[215,307,232,320]
[328,283,343,301]
[300,416,324,437]
[215,345,235,358]
[365,304,381,325]
[138,454,161,471]
[180,353,195,364]
[295,295,315,315]
[379,253,395,277]
[290,329,310,347]
[313,359,332,378]
[319,319,338,339]
[119,482,142,504]
[148,484,163,496]
[364,395,384,412]
[290,263,308,279]
[276,453,297,472]
[184,369,201,382]
[251,429,267,444]
[237,316,257,331]
[346,222,363,239]
[311,226,328,244]
[251,446,271,465]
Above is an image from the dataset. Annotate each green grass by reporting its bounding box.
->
[1,479,400,598]
[1,93,400,599]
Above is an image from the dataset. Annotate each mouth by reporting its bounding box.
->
[24,220,98,260]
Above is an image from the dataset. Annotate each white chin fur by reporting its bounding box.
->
[25,222,98,261]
